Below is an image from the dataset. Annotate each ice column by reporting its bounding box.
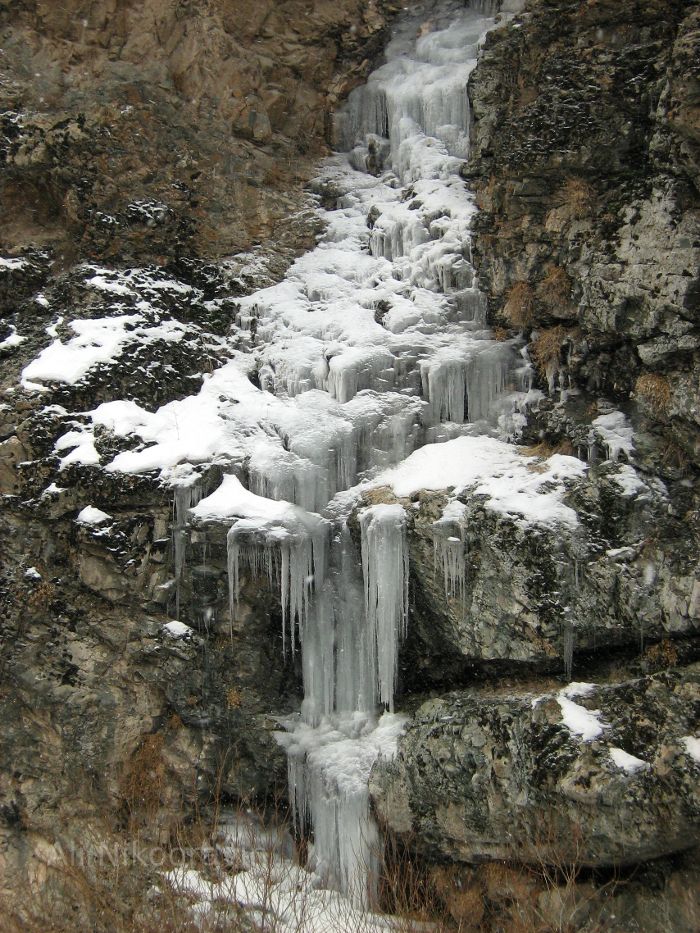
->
[359,504,410,711]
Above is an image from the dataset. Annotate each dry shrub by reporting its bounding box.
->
[120,734,166,824]
[25,579,56,613]
[167,713,183,731]
[482,861,541,930]
[558,178,596,219]
[642,638,679,671]
[376,833,451,930]
[430,865,485,929]
[0,829,195,933]
[635,373,671,413]
[538,266,573,310]
[492,325,511,342]
[503,281,536,328]
[661,440,688,473]
[530,326,571,378]
[520,438,575,459]
[226,686,243,709]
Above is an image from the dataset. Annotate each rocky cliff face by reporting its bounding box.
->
[0,0,394,265]
[467,0,700,469]
[0,0,399,898]
[0,0,698,928]
[368,2,700,926]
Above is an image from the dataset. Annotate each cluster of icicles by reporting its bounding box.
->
[179,0,528,909]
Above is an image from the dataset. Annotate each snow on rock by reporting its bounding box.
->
[54,427,101,469]
[373,435,586,528]
[0,256,27,270]
[76,506,112,525]
[24,567,42,580]
[681,736,700,763]
[22,314,188,387]
[0,325,26,350]
[560,682,597,699]
[608,747,649,774]
[610,464,648,498]
[557,694,607,741]
[590,410,634,462]
[163,620,194,638]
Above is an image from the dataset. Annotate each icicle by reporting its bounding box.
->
[563,620,575,682]
[432,502,467,612]
[227,519,326,655]
[172,482,203,619]
[359,504,409,710]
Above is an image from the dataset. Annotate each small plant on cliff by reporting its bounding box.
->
[635,373,671,414]
[120,734,166,827]
[641,638,679,672]
[226,685,243,709]
[503,281,536,328]
[538,266,574,313]
[530,326,573,382]
[558,178,596,220]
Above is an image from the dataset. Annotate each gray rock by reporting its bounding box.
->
[371,665,700,867]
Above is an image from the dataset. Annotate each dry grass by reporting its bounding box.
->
[520,438,575,459]
[120,734,166,827]
[226,686,244,709]
[0,811,625,933]
[557,178,596,219]
[635,373,671,414]
[661,440,688,473]
[376,833,452,930]
[642,638,679,671]
[503,281,536,328]
[538,266,573,311]
[530,326,572,379]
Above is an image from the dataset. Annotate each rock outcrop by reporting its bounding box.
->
[0,0,396,264]
[0,0,400,899]
[467,0,700,469]
[371,666,700,866]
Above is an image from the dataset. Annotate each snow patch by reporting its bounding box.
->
[557,695,606,741]
[609,747,649,774]
[0,326,26,349]
[163,620,193,638]
[590,410,634,462]
[76,506,112,525]
[374,435,586,528]
[681,735,700,763]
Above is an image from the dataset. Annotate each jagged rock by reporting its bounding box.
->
[0,0,397,264]
[371,664,700,867]
[468,0,700,465]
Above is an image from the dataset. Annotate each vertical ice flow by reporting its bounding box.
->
[360,505,409,711]
[176,0,526,911]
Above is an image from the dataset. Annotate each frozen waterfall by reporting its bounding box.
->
[178,0,531,911]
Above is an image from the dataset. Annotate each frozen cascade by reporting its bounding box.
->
[256,0,520,909]
[155,0,531,911]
